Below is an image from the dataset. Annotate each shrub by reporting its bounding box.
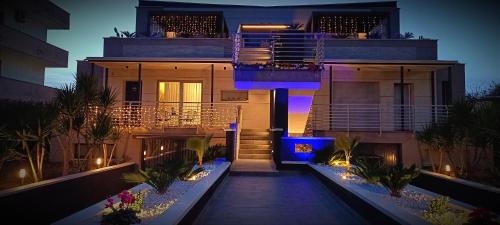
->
[423,196,470,225]
[334,135,361,174]
[466,208,500,225]
[312,145,335,164]
[122,167,176,194]
[204,144,225,162]
[352,159,386,184]
[186,134,212,167]
[379,164,420,197]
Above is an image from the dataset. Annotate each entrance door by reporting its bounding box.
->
[124,81,141,126]
[158,81,202,126]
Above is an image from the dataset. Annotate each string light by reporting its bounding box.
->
[317,15,384,37]
[150,14,220,38]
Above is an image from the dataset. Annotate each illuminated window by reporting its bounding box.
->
[158,81,202,126]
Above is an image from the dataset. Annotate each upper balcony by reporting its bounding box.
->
[0,25,68,67]
[103,37,232,58]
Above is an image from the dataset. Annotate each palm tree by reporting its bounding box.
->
[335,135,361,175]
[15,128,38,182]
[186,134,213,167]
[55,84,82,175]
[88,112,114,167]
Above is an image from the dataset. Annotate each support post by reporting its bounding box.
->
[431,71,436,123]
[272,88,288,168]
[225,129,236,162]
[138,63,142,102]
[400,66,405,130]
[329,66,333,131]
[104,68,109,88]
[210,64,214,103]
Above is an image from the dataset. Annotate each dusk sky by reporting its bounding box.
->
[45,0,500,92]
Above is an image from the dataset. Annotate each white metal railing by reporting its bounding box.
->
[107,102,238,130]
[232,32,325,67]
[309,104,450,134]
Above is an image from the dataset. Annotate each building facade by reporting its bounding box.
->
[79,1,465,167]
[0,0,69,101]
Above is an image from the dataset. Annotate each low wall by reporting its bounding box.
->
[0,162,137,225]
[0,77,57,102]
[411,170,500,213]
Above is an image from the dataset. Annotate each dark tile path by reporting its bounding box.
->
[193,171,369,225]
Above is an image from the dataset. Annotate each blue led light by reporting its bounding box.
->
[281,137,335,161]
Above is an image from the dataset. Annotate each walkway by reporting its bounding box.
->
[230,159,278,173]
[193,171,369,225]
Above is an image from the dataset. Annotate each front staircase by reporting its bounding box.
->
[238,129,272,160]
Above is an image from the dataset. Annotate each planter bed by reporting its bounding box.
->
[412,170,500,212]
[309,164,474,225]
[54,161,230,225]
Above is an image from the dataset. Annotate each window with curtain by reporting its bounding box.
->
[158,81,202,126]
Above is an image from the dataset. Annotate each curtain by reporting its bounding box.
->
[182,83,202,125]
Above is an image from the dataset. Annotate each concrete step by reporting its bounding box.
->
[239,149,272,154]
[240,135,270,140]
[238,154,272,160]
[240,139,270,145]
[240,131,270,136]
[241,129,269,132]
[239,144,271,149]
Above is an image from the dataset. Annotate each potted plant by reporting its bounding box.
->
[101,191,141,225]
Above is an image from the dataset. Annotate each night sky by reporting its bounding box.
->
[45,0,500,92]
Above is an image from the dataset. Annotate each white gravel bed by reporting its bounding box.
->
[315,164,468,218]
[136,163,217,219]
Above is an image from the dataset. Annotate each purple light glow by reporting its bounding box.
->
[234,81,320,90]
[288,96,313,114]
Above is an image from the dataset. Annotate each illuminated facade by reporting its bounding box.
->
[78,1,465,167]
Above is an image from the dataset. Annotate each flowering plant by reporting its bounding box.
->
[101,191,141,225]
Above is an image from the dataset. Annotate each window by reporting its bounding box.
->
[221,90,248,101]
[158,81,202,126]
[442,81,451,105]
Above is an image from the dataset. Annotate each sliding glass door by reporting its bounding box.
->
[158,81,202,126]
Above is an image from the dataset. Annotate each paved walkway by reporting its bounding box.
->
[193,171,369,225]
[230,159,278,173]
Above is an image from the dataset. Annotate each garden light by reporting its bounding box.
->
[19,168,26,184]
[445,164,451,172]
[160,145,164,151]
[96,157,103,166]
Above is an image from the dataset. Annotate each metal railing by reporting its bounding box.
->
[108,102,238,130]
[309,104,450,134]
[233,32,325,67]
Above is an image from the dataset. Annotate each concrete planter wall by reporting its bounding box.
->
[0,162,137,225]
[412,170,500,212]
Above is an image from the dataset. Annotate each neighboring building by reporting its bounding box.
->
[0,0,69,101]
[79,1,465,167]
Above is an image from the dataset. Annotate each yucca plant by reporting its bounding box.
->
[379,164,420,197]
[334,135,361,175]
[352,159,386,184]
[122,168,176,194]
[186,134,212,167]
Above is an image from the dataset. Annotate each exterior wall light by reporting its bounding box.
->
[96,157,103,167]
[160,145,164,151]
[241,25,289,29]
[143,151,147,156]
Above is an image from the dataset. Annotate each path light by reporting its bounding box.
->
[341,174,347,180]
[96,157,102,167]
[444,164,452,176]
[18,168,26,184]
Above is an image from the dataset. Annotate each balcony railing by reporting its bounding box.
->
[309,104,450,134]
[232,32,325,68]
[106,102,238,130]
